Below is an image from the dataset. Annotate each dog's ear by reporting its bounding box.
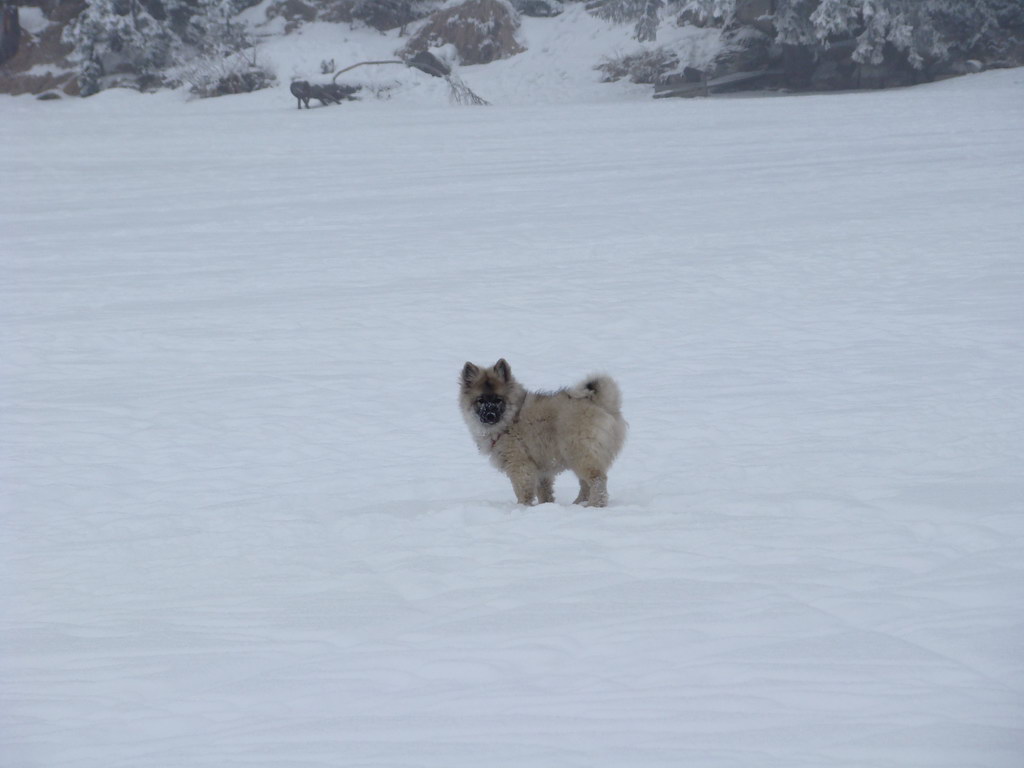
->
[493,358,512,383]
[461,362,480,388]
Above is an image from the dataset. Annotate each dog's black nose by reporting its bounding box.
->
[480,411,499,424]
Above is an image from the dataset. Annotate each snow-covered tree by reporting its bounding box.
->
[678,0,735,26]
[676,0,1015,70]
[63,0,256,95]
[808,0,862,40]
[809,0,1003,68]
[190,0,250,55]
[635,0,663,41]
[590,0,671,41]
[63,0,176,94]
[772,0,820,46]
[589,0,648,26]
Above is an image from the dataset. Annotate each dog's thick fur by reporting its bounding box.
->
[460,359,627,506]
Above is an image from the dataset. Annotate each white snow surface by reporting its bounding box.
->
[3,56,1024,768]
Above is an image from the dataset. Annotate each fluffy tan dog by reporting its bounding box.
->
[459,359,627,506]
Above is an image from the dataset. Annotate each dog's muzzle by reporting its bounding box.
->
[475,395,505,425]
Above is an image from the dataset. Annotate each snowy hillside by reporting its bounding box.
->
[2,66,1024,766]
[243,3,724,105]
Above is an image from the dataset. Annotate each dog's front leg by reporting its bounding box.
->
[510,471,537,505]
[504,459,538,505]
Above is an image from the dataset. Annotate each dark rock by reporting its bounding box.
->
[352,0,418,31]
[781,43,816,89]
[401,0,524,66]
[0,1,83,96]
[809,59,847,91]
[682,66,704,83]
[511,0,562,17]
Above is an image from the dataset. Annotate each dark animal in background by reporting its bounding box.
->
[290,80,360,109]
[290,80,312,108]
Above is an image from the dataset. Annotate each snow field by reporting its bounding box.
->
[2,68,1024,766]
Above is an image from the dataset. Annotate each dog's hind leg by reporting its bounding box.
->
[585,474,609,507]
[537,476,555,504]
[572,468,608,507]
[572,477,590,504]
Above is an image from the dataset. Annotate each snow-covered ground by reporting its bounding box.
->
[2,59,1024,767]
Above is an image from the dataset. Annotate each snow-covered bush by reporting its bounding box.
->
[174,47,276,97]
[597,46,679,82]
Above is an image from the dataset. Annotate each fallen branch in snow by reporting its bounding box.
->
[331,60,404,80]
[329,52,489,106]
[443,72,489,106]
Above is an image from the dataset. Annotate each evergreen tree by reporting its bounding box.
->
[635,0,664,41]
[809,0,1003,68]
[679,0,1014,69]
[772,0,821,46]
[63,0,253,95]
[678,0,735,26]
[589,0,650,26]
[590,0,674,41]
[191,0,250,55]
[63,0,175,94]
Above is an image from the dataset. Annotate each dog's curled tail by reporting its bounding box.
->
[568,374,622,414]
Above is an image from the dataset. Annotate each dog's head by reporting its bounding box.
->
[460,359,522,430]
